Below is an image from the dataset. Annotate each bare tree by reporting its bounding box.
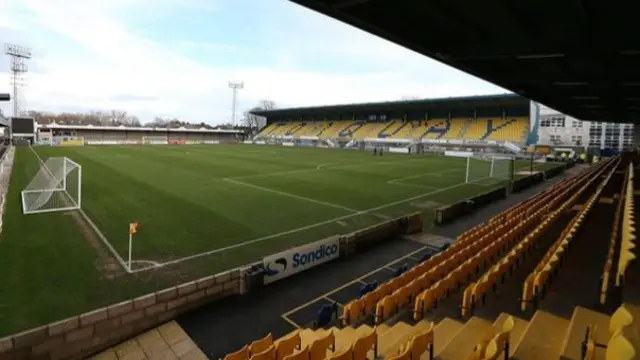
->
[400,96,419,101]
[242,100,276,132]
[152,117,166,127]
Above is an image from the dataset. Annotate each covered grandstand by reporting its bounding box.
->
[252,94,531,154]
[35,122,244,145]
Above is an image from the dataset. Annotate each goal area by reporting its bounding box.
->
[21,157,82,215]
[465,154,514,184]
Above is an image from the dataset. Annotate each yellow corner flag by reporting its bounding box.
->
[129,222,139,235]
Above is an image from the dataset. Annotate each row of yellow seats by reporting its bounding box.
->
[584,304,638,360]
[520,161,617,311]
[351,161,590,324]
[462,164,604,318]
[342,217,506,324]
[327,325,433,360]
[617,162,636,287]
[344,161,594,325]
[600,164,629,305]
[224,330,335,360]
[488,163,598,225]
[469,316,517,360]
[327,327,377,360]
[412,213,543,321]
[460,159,613,317]
[462,215,555,317]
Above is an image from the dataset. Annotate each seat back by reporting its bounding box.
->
[276,331,301,360]
[224,345,249,360]
[353,327,377,360]
[387,343,411,360]
[309,330,335,360]
[282,346,309,360]
[250,345,276,360]
[409,323,434,360]
[606,330,636,360]
[250,333,274,355]
[328,345,353,360]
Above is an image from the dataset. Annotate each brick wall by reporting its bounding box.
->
[0,268,242,360]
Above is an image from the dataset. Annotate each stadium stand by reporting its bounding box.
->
[223,155,639,360]
[257,117,529,143]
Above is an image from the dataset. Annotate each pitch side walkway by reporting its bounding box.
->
[177,171,572,359]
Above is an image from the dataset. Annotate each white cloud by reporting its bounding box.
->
[0,0,506,124]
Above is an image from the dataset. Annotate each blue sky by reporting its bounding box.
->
[0,0,507,125]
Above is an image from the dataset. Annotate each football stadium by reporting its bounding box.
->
[0,1,639,360]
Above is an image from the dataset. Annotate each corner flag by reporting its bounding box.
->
[127,222,139,272]
[129,222,139,235]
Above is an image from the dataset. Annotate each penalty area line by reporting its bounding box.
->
[131,176,492,273]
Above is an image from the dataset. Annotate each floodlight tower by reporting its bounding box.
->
[228,81,244,127]
[4,43,32,117]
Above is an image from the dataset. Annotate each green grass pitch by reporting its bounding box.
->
[0,144,556,335]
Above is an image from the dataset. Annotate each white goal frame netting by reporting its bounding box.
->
[21,157,82,215]
[465,154,514,183]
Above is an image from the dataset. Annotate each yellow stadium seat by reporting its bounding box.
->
[352,327,377,360]
[224,345,249,360]
[606,331,636,360]
[276,331,301,360]
[386,344,410,360]
[282,346,308,360]
[610,305,634,335]
[250,345,275,360]
[342,299,363,325]
[250,333,274,355]
[327,345,352,360]
[375,294,397,324]
[309,330,334,360]
[407,323,434,360]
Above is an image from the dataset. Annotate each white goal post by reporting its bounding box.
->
[21,157,82,214]
[465,154,514,183]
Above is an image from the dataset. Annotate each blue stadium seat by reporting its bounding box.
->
[315,302,338,328]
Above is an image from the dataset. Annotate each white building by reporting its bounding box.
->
[533,103,633,151]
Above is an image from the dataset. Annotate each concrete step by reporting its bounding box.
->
[560,306,610,360]
[511,310,569,360]
[436,317,493,360]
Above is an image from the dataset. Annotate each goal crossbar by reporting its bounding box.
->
[465,154,514,183]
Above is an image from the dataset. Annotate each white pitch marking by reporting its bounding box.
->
[131,176,493,273]
[224,178,364,214]
[387,168,462,184]
[28,146,131,273]
[231,157,440,181]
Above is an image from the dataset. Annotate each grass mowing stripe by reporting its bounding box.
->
[131,175,493,272]
[223,177,363,213]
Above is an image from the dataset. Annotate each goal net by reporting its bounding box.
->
[21,157,82,214]
[465,154,514,184]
